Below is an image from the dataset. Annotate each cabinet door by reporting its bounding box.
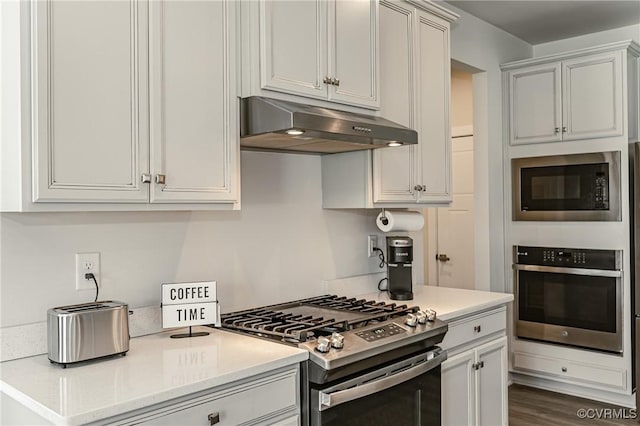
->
[32,0,149,203]
[372,0,417,203]
[329,0,379,109]
[149,0,239,203]
[476,336,508,426]
[260,0,328,100]
[508,63,562,145]
[562,51,624,141]
[442,350,476,426]
[415,11,451,202]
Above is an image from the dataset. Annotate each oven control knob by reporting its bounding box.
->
[405,313,418,327]
[416,311,427,324]
[316,337,331,353]
[330,332,345,349]
[425,309,437,322]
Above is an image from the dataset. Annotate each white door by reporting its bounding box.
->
[508,63,562,145]
[415,10,451,203]
[562,51,624,141]
[442,349,476,426]
[372,0,417,203]
[149,0,239,203]
[32,0,149,203]
[328,0,379,109]
[435,135,475,289]
[259,0,328,100]
[476,337,508,426]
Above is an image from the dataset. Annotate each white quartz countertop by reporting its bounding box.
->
[356,285,513,321]
[0,327,307,425]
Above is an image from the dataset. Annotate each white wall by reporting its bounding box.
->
[533,23,640,56]
[451,68,473,128]
[0,151,384,327]
[445,5,532,292]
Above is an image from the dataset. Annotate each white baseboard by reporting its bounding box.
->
[511,372,636,408]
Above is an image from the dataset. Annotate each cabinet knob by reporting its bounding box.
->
[414,184,424,191]
[561,367,567,373]
[436,254,451,262]
[141,173,152,183]
[155,174,166,185]
[323,76,331,85]
[562,126,567,133]
[473,325,481,333]
[208,412,220,425]
[332,77,340,87]
[554,127,560,134]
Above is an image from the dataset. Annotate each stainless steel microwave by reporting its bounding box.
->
[512,151,621,221]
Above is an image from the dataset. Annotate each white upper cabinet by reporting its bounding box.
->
[249,0,379,110]
[32,0,150,203]
[2,0,239,211]
[504,44,634,146]
[149,0,238,203]
[324,0,455,208]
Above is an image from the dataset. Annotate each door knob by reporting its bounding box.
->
[436,254,451,262]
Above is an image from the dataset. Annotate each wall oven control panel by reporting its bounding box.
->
[515,245,620,270]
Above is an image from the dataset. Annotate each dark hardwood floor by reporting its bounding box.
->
[509,384,638,425]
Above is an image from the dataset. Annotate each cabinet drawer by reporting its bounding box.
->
[441,308,506,351]
[133,368,298,425]
[513,351,626,390]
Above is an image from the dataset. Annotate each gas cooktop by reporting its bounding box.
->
[218,294,448,370]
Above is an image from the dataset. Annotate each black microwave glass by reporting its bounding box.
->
[520,162,609,212]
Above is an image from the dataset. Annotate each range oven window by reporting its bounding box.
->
[518,270,617,333]
[521,163,609,211]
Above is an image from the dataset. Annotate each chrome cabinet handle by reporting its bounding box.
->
[323,76,331,85]
[208,412,220,425]
[332,77,340,87]
[141,173,151,183]
[155,174,166,185]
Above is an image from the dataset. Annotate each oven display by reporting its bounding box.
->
[356,323,406,341]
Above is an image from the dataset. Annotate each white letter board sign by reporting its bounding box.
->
[161,281,220,328]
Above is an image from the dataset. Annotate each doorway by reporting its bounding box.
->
[425,66,487,290]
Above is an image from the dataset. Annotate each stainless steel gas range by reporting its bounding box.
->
[218,295,448,426]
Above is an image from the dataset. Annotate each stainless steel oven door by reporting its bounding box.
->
[515,264,622,353]
[310,348,446,426]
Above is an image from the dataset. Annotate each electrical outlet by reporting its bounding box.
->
[76,252,101,291]
[368,235,378,258]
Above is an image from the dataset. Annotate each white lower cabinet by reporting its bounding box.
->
[105,366,300,426]
[440,307,508,426]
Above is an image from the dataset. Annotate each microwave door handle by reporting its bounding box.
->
[515,264,621,278]
[318,351,447,411]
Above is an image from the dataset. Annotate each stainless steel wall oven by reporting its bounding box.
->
[514,246,622,353]
[512,151,621,221]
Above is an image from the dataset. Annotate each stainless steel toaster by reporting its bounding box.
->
[47,301,130,366]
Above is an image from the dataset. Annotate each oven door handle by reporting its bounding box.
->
[515,264,621,277]
[318,350,447,411]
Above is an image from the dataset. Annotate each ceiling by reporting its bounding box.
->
[441,1,640,44]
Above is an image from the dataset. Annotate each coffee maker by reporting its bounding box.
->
[386,236,413,300]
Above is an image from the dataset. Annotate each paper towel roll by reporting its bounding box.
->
[376,211,424,232]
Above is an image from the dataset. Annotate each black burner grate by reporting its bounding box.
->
[220,294,418,343]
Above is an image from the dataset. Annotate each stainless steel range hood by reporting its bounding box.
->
[240,96,418,154]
